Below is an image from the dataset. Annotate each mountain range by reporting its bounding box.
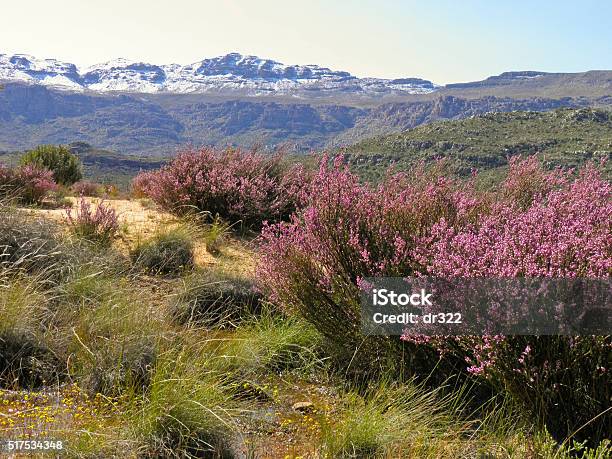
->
[0,52,437,97]
[0,52,610,155]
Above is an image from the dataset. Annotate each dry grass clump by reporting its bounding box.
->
[0,205,70,279]
[131,227,195,275]
[171,269,262,327]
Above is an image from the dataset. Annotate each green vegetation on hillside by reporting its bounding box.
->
[67,142,167,188]
[0,142,166,190]
[346,108,612,183]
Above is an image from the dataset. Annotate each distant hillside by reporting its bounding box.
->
[345,108,612,182]
[329,95,611,147]
[68,142,166,186]
[441,70,612,99]
[0,142,165,189]
[1,83,609,156]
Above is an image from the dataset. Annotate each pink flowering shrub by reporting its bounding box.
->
[66,198,119,245]
[499,155,568,209]
[257,156,611,442]
[419,160,610,278]
[132,147,308,229]
[0,164,13,199]
[462,335,609,442]
[0,164,58,204]
[0,163,11,182]
[71,181,103,197]
[410,161,611,442]
[131,171,155,199]
[257,156,475,373]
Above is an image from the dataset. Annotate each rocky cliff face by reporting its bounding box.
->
[1,81,605,155]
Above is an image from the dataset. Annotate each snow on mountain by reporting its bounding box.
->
[0,54,83,90]
[83,59,167,93]
[0,52,440,96]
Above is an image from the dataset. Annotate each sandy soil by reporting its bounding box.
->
[25,197,256,276]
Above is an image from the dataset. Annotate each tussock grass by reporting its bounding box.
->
[218,308,324,376]
[202,214,237,256]
[0,279,47,333]
[318,381,465,458]
[0,330,60,390]
[0,277,60,389]
[66,294,161,396]
[0,205,242,456]
[131,226,195,275]
[0,205,70,280]
[172,269,262,327]
[317,382,612,458]
[128,343,239,458]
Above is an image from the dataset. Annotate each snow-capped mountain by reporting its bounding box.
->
[0,54,83,90]
[0,52,439,96]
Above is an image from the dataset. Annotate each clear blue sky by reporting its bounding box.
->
[1,0,610,83]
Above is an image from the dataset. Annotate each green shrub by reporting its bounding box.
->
[20,144,83,186]
[131,230,194,275]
